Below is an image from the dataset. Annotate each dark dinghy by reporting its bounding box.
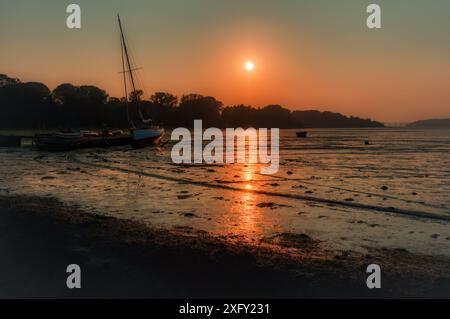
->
[0,136,22,147]
[34,131,133,152]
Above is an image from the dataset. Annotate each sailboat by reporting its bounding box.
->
[118,14,164,148]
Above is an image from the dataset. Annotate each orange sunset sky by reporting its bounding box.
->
[1,0,450,122]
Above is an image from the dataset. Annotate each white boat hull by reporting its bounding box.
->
[132,128,164,148]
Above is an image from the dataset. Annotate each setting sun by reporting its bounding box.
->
[244,60,255,71]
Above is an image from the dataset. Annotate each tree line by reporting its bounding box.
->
[0,74,384,129]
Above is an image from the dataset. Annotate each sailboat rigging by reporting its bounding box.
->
[117,14,164,148]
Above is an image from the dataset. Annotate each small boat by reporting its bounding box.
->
[34,133,83,152]
[0,136,22,147]
[118,15,164,148]
[34,131,133,152]
[132,127,165,148]
[57,131,84,138]
[296,131,308,138]
[111,130,124,135]
[80,130,100,137]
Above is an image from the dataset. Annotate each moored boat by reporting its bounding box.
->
[132,127,164,148]
[34,133,83,151]
[34,131,133,152]
[118,14,164,148]
[0,136,22,147]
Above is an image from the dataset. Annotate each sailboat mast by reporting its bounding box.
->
[117,14,147,125]
[119,25,132,127]
[117,15,138,97]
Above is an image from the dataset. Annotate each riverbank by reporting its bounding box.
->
[1,194,449,298]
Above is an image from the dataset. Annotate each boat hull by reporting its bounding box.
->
[0,136,22,147]
[34,133,133,152]
[132,128,164,148]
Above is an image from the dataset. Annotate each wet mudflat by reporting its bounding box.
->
[1,195,449,298]
[1,129,449,256]
[0,128,449,297]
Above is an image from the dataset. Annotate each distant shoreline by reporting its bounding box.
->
[1,194,449,298]
[406,118,450,129]
[0,74,384,130]
[2,126,450,139]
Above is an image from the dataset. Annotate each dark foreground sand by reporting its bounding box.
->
[0,195,449,299]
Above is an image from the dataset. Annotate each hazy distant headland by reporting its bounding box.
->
[0,74,384,129]
[407,118,450,129]
[292,110,384,128]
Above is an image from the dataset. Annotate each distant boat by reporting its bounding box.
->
[117,14,164,148]
[0,135,22,147]
[34,133,83,152]
[296,131,308,138]
[34,131,133,152]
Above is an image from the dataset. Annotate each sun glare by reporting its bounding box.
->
[245,60,255,72]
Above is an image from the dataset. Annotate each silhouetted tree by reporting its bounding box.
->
[129,89,143,102]
[148,92,178,125]
[51,83,108,127]
[292,110,383,128]
[104,97,128,128]
[0,74,385,129]
[176,94,222,127]
[221,105,258,128]
[256,105,299,128]
[0,74,20,87]
[0,78,50,128]
[150,92,178,108]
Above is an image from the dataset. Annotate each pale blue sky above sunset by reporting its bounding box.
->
[1,0,450,122]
